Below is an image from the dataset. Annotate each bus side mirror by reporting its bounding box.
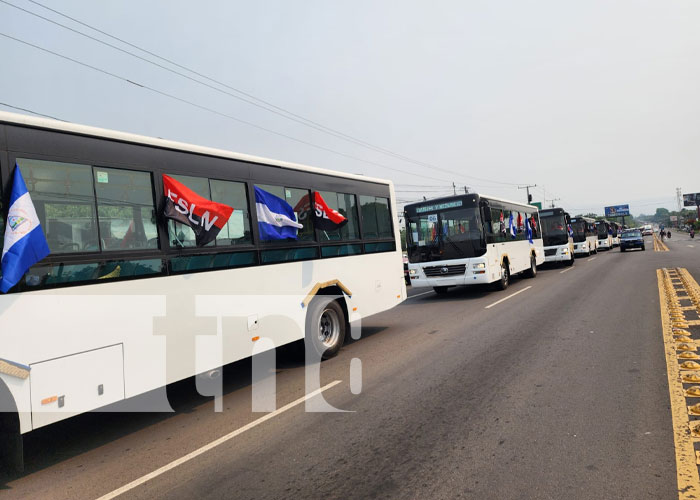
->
[481,204,492,223]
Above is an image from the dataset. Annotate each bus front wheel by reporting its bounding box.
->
[433,286,449,295]
[495,263,510,291]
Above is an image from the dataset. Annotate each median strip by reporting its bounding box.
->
[657,268,700,499]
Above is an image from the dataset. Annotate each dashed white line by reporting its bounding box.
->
[560,267,575,274]
[485,286,532,309]
[587,256,597,262]
[96,380,342,500]
[407,290,434,300]
[688,245,695,248]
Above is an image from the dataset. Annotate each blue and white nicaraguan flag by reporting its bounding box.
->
[508,213,516,239]
[254,186,303,240]
[526,218,533,243]
[0,167,50,293]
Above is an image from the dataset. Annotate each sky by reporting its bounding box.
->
[1,0,699,216]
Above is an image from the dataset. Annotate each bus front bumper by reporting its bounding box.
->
[408,259,494,288]
[543,245,573,263]
[574,242,592,255]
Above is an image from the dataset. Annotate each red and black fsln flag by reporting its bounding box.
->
[162,174,234,247]
[313,192,348,231]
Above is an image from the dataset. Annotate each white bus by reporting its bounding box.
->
[539,207,574,266]
[610,221,621,247]
[404,194,544,293]
[596,220,614,250]
[570,216,598,256]
[0,111,405,470]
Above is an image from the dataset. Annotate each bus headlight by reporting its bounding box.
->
[472,263,486,269]
[409,269,417,275]
[562,248,569,254]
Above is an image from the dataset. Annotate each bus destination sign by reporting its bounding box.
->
[415,200,463,213]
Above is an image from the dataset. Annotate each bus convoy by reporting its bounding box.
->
[0,111,637,470]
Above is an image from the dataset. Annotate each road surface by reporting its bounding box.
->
[2,232,700,499]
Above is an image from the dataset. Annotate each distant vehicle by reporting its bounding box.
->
[405,194,544,293]
[609,221,621,247]
[569,216,598,256]
[539,208,574,266]
[642,224,653,236]
[620,229,645,252]
[595,220,614,250]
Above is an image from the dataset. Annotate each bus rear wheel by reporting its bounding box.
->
[524,255,537,278]
[306,297,346,360]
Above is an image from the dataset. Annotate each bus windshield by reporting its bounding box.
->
[596,223,608,238]
[570,220,588,243]
[541,214,568,246]
[406,207,485,263]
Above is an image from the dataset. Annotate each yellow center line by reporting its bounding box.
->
[655,234,670,252]
[658,268,700,499]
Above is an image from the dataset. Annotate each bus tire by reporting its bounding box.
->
[494,262,510,291]
[306,297,346,361]
[433,286,449,295]
[524,255,537,278]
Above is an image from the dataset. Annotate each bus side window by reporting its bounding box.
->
[210,179,252,246]
[360,195,393,240]
[94,167,158,251]
[316,191,360,241]
[166,174,212,248]
[255,184,315,242]
[16,158,99,253]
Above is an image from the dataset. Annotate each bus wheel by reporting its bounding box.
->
[524,255,537,278]
[306,297,346,361]
[433,286,449,295]
[495,262,510,290]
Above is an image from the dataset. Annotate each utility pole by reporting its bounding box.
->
[546,198,561,209]
[518,184,537,205]
[463,186,468,194]
[453,182,456,195]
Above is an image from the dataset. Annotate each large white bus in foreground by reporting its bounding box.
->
[0,111,405,470]
[570,216,598,256]
[405,194,544,293]
[539,207,574,266]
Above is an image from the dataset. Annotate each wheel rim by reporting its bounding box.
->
[318,308,341,348]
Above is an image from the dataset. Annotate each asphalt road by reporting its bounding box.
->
[2,232,700,499]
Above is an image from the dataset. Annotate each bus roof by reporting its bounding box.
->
[538,207,568,217]
[0,110,391,186]
[404,193,539,212]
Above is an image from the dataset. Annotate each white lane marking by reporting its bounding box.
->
[485,286,532,309]
[587,256,597,262]
[407,290,434,300]
[560,267,574,274]
[97,380,342,500]
[688,245,695,248]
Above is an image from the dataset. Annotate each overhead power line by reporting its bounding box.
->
[0,31,463,184]
[0,101,66,121]
[3,0,523,188]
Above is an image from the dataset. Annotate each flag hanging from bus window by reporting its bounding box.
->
[312,192,348,231]
[1,166,50,293]
[162,175,234,247]
[255,186,303,240]
[508,213,516,239]
[526,218,533,243]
